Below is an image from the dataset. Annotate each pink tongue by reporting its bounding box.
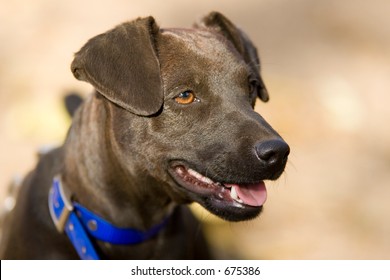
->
[227,182,267,207]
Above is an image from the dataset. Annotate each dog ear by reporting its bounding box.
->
[71,17,163,116]
[197,12,269,102]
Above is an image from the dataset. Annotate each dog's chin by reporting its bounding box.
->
[168,162,266,222]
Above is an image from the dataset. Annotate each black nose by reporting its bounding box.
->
[255,139,290,176]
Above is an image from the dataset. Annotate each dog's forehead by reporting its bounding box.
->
[158,28,248,88]
[160,28,243,64]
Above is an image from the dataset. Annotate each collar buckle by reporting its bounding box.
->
[48,176,73,233]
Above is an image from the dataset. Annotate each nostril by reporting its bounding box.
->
[255,139,290,165]
[258,148,276,162]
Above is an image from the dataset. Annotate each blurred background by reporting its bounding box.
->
[1,0,389,259]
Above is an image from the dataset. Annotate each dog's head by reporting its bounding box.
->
[71,12,289,222]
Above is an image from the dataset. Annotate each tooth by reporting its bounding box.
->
[188,168,214,184]
[230,186,244,203]
[231,186,238,200]
[202,176,214,185]
[188,169,202,180]
[187,168,198,176]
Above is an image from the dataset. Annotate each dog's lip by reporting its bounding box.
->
[168,163,267,208]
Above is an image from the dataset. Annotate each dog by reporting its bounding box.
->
[0,12,289,259]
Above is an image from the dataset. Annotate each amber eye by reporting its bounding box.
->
[174,90,196,105]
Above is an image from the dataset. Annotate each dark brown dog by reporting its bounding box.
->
[0,12,289,259]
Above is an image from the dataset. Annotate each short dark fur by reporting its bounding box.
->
[0,12,289,259]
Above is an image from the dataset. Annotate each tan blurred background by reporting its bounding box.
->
[1,0,389,259]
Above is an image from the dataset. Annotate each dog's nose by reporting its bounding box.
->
[255,139,290,172]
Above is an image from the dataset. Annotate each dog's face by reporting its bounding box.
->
[71,13,289,221]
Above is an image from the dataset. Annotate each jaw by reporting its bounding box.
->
[168,161,267,221]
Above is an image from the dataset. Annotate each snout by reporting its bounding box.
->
[254,139,290,179]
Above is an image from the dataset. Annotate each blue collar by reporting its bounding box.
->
[48,176,169,260]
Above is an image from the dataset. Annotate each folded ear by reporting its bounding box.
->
[197,12,269,102]
[71,17,163,116]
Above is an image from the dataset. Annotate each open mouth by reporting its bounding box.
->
[169,163,267,221]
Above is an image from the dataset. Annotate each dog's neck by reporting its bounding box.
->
[61,94,174,231]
